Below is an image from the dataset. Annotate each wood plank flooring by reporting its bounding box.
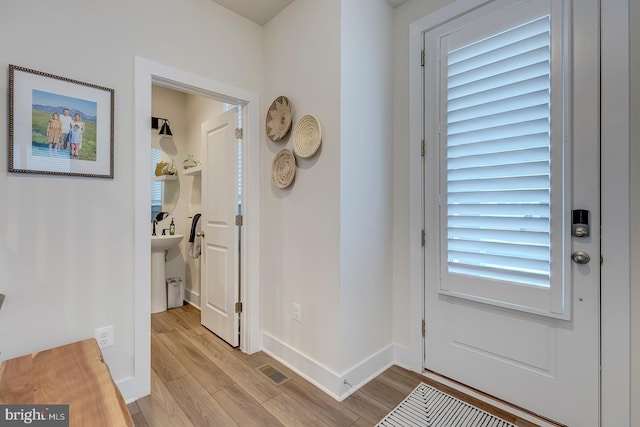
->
[129,304,542,426]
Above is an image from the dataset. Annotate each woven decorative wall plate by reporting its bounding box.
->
[266,96,292,142]
[272,149,296,188]
[292,114,321,158]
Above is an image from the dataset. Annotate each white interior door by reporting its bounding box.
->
[200,108,240,347]
[423,0,599,425]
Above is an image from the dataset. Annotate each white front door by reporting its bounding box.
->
[423,0,599,425]
[200,108,240,347]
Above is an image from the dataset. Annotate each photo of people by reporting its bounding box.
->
[46,112,62,153]
[31,89,97,161]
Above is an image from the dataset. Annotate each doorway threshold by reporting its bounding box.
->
[421,369,566,427]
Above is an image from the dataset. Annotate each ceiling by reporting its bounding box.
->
[208,0,409,26]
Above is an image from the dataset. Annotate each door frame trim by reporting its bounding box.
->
[128,57,261,401]
[600,0,631,424]
[408,0,630,425]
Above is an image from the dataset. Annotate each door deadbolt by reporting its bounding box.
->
[572,250,591,264]
[572,209,590,237]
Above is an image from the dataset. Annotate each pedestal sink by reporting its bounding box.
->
[151,234,184,313]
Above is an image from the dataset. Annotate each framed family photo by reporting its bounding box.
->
[8,65,114,178]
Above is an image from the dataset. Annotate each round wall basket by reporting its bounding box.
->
[292,114,321,158]
[272,149,296,189]
[266,96,292,142]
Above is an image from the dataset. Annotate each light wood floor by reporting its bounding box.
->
[129,304,542,426]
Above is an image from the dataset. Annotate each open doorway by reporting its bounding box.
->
[130,57,261,401]
[150,85,238,313]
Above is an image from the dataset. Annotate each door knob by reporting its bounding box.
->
[572,250,591,264]
[196,231,205,237]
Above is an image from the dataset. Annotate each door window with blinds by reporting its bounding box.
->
[431,0,571,318]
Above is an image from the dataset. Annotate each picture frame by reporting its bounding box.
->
[8,65,114,178]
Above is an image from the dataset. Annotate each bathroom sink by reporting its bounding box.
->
[151,234,184,251]
[151,234,184,313]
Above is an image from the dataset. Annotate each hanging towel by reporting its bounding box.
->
[188,214,201,243]
[188,214,202,258]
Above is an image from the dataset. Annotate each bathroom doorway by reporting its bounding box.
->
[132,57,261,399]
[150,85,239,314]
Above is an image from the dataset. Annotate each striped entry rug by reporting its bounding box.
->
[376,383,516,427]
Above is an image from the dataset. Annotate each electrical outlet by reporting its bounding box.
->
[95,325,114,349]
[292,303,302,322]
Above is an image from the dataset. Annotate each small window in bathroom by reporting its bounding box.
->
[151,148,162,219]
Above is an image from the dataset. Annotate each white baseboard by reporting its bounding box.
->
[261,332,394,401]
[116,376,147,404]
[392,342,416,372]
[184,288,200,307]
[261,332,342,398]
[339,344,394,400]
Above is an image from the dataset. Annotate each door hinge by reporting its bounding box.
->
[235,128,243,139]
[421,139,425,157]
[235,302,243,313]
[421,49,425,67]
[236,215,243,226]
[422,319,426,337]
[421,230,426,247]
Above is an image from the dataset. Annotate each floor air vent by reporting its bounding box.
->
[256,364,289,385]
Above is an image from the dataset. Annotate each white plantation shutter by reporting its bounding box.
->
[447,16,551,287]
[435,0,569,317]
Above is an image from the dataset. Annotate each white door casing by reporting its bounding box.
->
[422,0,600,425]
[131,57,261,403]
[200,108,240,347]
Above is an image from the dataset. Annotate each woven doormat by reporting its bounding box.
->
[376,383,516,427]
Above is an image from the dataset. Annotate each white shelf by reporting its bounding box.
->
[154,175,177,181]
[183,165,202,176]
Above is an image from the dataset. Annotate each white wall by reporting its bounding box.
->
[0,0,262,385]
[151,86,187,289]
[261,0,343,379]
[261,0,397,398]
[339,0,394,378]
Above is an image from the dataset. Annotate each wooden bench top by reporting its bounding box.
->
[0,338,133,426]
